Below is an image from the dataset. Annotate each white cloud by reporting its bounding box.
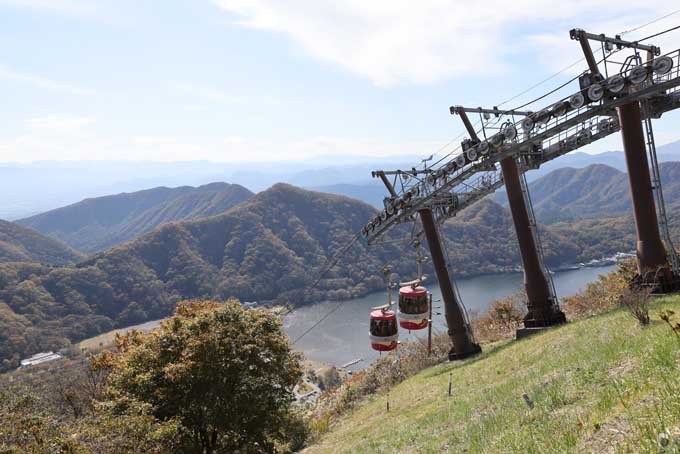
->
[2,111,677,161]
[167,81,238,103]
[212,0,678,87]
[0,114,441,162]
[0,66,96,95]
[219,135,440,162]
[26,114,95,133]
[0,0,99,16]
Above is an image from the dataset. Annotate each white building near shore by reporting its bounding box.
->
[19,351,63,368]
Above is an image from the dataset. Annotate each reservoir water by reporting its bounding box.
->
[283,265,616,370]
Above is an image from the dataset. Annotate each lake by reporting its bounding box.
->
[282,265,616,370]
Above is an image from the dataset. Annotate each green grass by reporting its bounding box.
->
[307,297,680,453]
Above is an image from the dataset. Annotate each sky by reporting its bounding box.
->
[1,0,679,163]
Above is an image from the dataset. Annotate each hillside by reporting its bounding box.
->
[0,220,83,265]
[0,182,656,370]
[18,182,253,253]
[518,161,680,224]
[0,184,405,370]
[308,296,680,453]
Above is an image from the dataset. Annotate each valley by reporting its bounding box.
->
[1,160,680,371]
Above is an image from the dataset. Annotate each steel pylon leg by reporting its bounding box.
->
[418,208,481,360]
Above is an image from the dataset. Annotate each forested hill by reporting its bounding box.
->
[0,220,83,265]
[17,182,254,253]
[1,182,677,370]
[523,161,680,223]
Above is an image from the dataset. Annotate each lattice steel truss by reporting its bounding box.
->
[363,47,680,247]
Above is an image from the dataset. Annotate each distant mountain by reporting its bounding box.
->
[306,142,680,207]
[0,220,83,265]
[308,183,387,208]
[520,161,680,224]
[0,183,666,370]
[18,182,254,253]
[0,156,419,220]
[2,139,678,219]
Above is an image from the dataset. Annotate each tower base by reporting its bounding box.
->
[631,267,680,295]
[523,302,567,328]
[448,343,482,361]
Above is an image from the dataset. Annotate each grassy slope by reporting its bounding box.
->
[309,297,680,453]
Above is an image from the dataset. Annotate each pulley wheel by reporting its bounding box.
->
[587,83,604,102]
[503,124,518,141]
[569,92,586,109]
[535,109,551,126]
[455,154,466,167]
[653,56,673,75]
[628,65,648,85]
[550,101,568,117]
[606,75,625,93]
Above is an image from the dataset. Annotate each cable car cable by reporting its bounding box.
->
[500,15,680,112]
[619,9,680,36]
[638,24,680,42]
[276,230,365,345]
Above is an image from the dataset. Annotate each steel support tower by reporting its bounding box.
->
[419,208,481,359]
[572,29,678,292]
[453,107,566,328]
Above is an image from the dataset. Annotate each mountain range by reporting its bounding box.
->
[2,176,679,370]
[523,161,680,224]
[15,160,680,259]
[2,139,679,218]
[307,140,680,209]
[18,183,253,253]
[3,156,680,370]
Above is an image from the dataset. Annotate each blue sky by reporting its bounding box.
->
[0,0,679,163]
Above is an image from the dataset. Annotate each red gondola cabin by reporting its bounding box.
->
[369,309,398,351]
[398,285,429,330]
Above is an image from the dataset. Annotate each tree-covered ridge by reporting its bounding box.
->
[0,183,677,371]
[0,220,84,265]
[523,161,680,224]
[18,182,254,253]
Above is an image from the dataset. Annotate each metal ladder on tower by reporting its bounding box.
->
[518,159,560,306]
[641,99,680,274]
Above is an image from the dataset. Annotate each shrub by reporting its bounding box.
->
[472,291,526,343]
[659,309,680,341]
[620,287,652,326]
[563,261,633,318]
[317,366,342,391]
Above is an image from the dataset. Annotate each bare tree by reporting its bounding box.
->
[620,287,652,326]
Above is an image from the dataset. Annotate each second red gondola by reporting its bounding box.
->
[398,285,429,330]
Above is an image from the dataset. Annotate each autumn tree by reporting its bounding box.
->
[100,299,303,454]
